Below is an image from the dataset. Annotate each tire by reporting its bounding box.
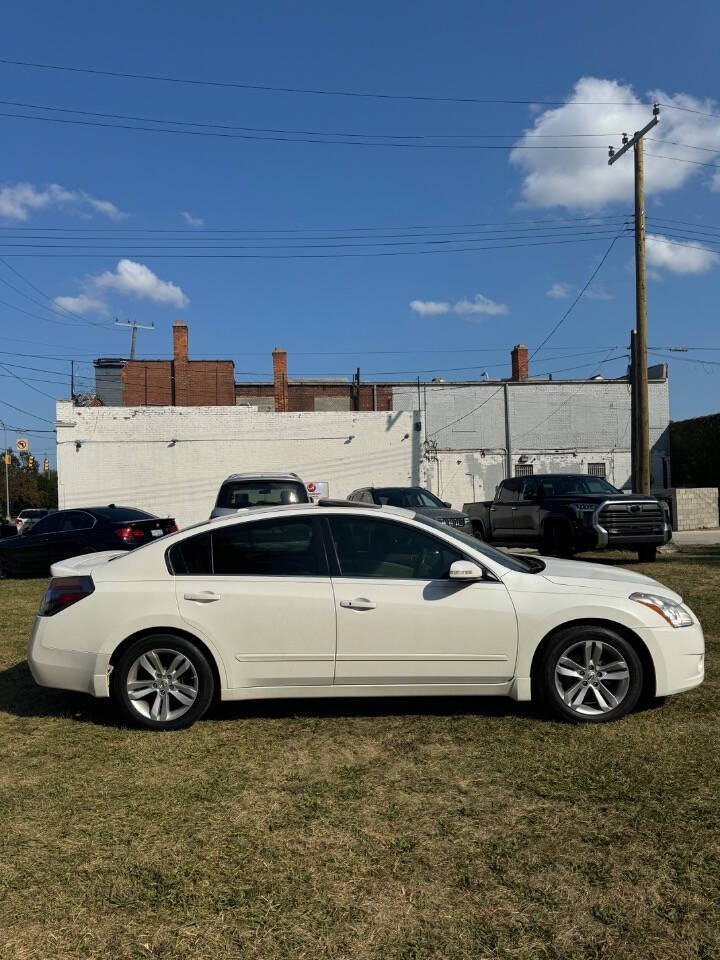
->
[471,520,486,540]
[637,546,657,563]
[537,625,643,723]
[111,633,215,731]
[543,521,575,559]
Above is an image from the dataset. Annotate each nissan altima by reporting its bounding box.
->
[28,501,704,730]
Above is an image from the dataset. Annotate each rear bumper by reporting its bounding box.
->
[27,617,110,697]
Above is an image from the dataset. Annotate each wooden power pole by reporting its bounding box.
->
[609,105,659,493]
[115,319,155,359]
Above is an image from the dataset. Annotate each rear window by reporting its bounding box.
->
[92,507,156,521]
[216,481,308,509]
[19,509,47,519]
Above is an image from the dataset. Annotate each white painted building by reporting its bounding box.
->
[55,403,423,528]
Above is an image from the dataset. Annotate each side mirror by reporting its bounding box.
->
[443,501,452,509]
[449,560,484,581]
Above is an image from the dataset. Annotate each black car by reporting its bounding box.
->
[347,486,472,532]
[0,505,177,578]
[463,474,671,562]
[0,520,17,540]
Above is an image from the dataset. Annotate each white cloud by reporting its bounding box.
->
[585,286,614,301]
[410,299,452,316]
[53,294,109,317]
[646,234,719,275]
[453,294,508,317]
[0,181,125,221]
[510,77,720,210]
[546,282,570,299]
[181,211,205,227]
[92,259,189,307]
[410,293,507,318]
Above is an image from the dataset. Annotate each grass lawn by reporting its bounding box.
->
[0,546,718,960]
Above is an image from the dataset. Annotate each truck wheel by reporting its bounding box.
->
[543,522,574,559]
[471,520,486,540]
[637,546,657,563]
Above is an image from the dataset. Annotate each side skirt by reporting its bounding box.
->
[220,681,516,702]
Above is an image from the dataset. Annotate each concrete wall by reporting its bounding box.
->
[656,487,719,531]
[56,403,422,529]
[394,378,670,507]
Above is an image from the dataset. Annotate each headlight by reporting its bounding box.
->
[630,592,693,628]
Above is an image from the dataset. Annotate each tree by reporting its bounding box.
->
[3,449,58,517]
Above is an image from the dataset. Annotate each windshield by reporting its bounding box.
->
[536,476,620,497]
[217,480,308,509]
[414,515,535,573]
[375,487,445,509]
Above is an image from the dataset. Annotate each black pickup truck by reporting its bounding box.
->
[463,474,672,562]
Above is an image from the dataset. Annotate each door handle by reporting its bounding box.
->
[183,592,221,603]
[339,598,377,610]
[490,507,497,511]
[511,506,517,510]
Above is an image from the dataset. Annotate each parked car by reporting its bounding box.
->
[15,508,53,535]
[210,472,310,519]
[0,505,177,578]
[464,474,672,562]
[348,486,472,531]
[28,500,703,730]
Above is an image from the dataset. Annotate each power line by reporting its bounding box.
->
[0,233,633,260]
[0,98,625,142]
[0,57,652,108]
[0,397,55,424]
[645,152,720,169]
[0,257,114,327]
[0,259,113,329]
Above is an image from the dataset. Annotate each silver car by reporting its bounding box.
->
[347,486,472,532]
[210,473,310,519]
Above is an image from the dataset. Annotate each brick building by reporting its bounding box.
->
[94,321,235,407]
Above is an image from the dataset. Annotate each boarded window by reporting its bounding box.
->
[314,396,351,411]
[514,463,534,477]
[588,462,606,478]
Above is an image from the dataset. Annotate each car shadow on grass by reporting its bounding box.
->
[0,659,668,728]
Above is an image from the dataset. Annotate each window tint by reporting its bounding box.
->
[518,478,539,501]
[216,480,308,509]
[536,475,619,497]
[374,487,445,509]
[30,512,63,535]
[497,480,521,503]
[92,507,154,521]
[168,532,213,575]
[329,516,463,580]
[213,517,322,576]
[59,511,94,532]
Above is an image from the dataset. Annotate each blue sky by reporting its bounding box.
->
[2,0,720,457]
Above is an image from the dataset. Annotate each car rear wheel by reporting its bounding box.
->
[112,634,214,730]
[538,626,643,723]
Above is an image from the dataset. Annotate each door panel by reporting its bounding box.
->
[326,515,518,685]
[176,577,337,687]
[332,578,518,684]
[513,479,541,540]
[171,516,337,688]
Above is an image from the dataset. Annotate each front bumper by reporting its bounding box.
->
[638,618,705,697]
[591,499,672,549]
[27,617,110,697]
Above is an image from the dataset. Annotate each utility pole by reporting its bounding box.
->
[0,419,10,521]
[630,330,638,492]
[609,104,659,493]
[115,318,155,360]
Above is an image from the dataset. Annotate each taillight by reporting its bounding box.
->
[115,526,145,541]
[39,576,94,617]
[167,523,178,534]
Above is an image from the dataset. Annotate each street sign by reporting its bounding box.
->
[15,437,29,453]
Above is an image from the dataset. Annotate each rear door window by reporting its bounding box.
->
[498,480,521,503]
[29,513,63,535]
[59,511,95,531]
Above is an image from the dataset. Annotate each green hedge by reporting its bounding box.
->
[670,414,720,487]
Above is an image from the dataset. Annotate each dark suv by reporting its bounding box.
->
[348,486,472,532]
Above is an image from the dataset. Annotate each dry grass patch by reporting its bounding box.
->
[0,547,718,959]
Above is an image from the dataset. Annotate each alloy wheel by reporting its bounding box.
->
[125,647,199,723]
[554,639,630,716]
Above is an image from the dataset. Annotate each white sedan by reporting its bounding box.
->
[28,501,704,730]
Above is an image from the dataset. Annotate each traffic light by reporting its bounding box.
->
[27,455,35,469]
[3,451,9,466]
[43,457,50,473]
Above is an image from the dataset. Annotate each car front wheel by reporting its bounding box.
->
[538,626,643,723]
[112,634,215,730]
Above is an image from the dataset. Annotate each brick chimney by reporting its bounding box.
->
[172,321,189,405]
[511,343,529,381]
[272,347,289,412]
